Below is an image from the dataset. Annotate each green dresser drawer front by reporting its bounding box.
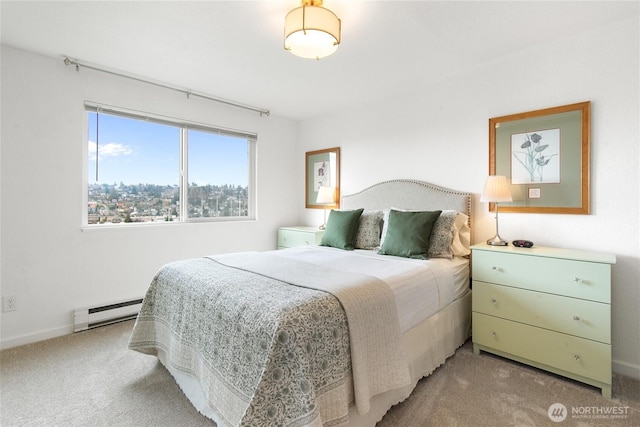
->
[473,281,611,343]
[278,230,322,248]
[472,251,611,303]
[473,313,611,383]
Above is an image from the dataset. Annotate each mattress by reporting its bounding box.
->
[274,246,470,333]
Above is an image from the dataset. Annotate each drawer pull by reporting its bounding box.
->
[573,315,581,321]
[491,266,502,272]
[491,331,497,337]
[491,298,497,304]
[573,277,584,284]
[304,240,310,245]
[574,354,581,361]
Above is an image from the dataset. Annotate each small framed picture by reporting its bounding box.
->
[528,188,541,199]
[305,147,340,209]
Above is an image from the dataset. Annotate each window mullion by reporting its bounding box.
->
[180,127,188,222]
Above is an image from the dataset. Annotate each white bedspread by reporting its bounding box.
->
[274,246,469,333]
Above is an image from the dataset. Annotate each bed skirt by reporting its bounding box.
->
[157,290,471,426]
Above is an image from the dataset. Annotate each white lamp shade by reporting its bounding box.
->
[481,176,513,203]
[316,186,335,204]
[284,5,341,59]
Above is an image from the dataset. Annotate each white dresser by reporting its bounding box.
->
[277,226,324,249]
[471,244,616,398]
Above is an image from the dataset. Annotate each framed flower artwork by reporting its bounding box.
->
[489,102,590,214]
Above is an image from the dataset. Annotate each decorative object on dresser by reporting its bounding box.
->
[277,226,324,249]
[471,244,616,398]
[480,175,512,246]
[512,239,534,248]
[316,185,336,229]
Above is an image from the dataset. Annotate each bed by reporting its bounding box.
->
[128,179,472,427]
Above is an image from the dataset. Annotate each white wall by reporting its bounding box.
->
[0,46,300,348]
[299,16,640,377]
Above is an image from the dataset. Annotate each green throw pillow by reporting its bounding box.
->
[320,209,364,250]
[378,209,442,259]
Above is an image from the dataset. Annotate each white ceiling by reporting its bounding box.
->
[1,1,635,120]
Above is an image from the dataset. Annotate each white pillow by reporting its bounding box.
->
[451,212,471,257]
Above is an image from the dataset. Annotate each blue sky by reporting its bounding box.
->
[87,112,248,186]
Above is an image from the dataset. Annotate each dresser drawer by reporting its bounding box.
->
[277,227,324,249]
[473,281,610,343]
[472,250,611,303]
[473,313,611,383]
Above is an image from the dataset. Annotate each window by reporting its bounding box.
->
[85,104,256,226]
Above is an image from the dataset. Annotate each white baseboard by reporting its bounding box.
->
[0,325,72,350]
[613,358,640,380]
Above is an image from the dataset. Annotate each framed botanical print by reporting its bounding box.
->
[489,101,590,214]
[305,147,340,209]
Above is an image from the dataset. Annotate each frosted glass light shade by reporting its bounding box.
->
[481,176,513,203]
[284,3,341,60]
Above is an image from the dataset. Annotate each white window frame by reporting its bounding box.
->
[82,102,257,228]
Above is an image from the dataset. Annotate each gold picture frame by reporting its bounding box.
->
[489,101,591,214]
[305,147,340,209]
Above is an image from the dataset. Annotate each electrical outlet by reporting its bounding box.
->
[2,295,17,312]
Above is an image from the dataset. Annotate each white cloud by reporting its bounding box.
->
[88,141,133,160]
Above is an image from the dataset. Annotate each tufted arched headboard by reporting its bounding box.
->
[341,179,471,228]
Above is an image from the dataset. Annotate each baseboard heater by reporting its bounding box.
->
[73,297,143,332]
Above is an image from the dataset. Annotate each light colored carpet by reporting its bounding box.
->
[1,320,638,427]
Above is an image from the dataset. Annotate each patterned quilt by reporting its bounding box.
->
[128,253,410,427]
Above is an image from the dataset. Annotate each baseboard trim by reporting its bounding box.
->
[0,325,72,350]
[613,359,640,380]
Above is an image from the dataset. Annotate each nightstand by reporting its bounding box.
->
[277,226,324,249]
[471,244,616,398]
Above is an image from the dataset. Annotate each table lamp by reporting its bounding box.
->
[481,175,512,246]
[316,186,335,230]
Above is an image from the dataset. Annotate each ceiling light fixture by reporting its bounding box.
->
[284,0,341,60]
